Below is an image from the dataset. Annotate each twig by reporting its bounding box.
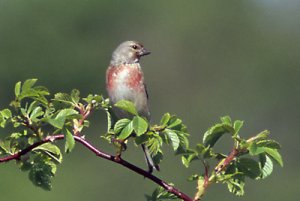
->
[0,134,194,201]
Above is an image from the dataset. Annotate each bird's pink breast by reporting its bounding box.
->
[106,63,150,119]
[106,64,144,91]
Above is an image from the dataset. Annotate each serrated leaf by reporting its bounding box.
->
[22,79,38,92]
[249,141,283,166]
[65,129,75,153]
[146,185,178,201]
[255,130,270,140]
[177,131,189,149]
[56,108,78,118]
[265,148,283,167]
[167,117,182,129]
[152,150,163,167]
[15,81,21,97]
[54,92,72,105]
[0,109,12,128]
[114,118,131,133]
[1,109,12,118]
[146,135,162,155]
[221,116,232,125]
[30,106,44,121]
[233,120,243,136]
[114,100,137,115]
[257,140,281,149]
[132,116,148,136]
[258,154,273,179]
[237,158,261,179]
[248,140,282,159]
[160,113,171,126]
[164,129,180,151]
[181,152,198,168]
[203,123,233,147]
[33,143,62,163]
[27,101,39,114]
[29,155,55,191]
[118,120,133,139]
[47,109,78,129]
[196,143,213,159]
[0,140,11,153]
[71,89,80,104]
[226,178,245,196]
[33,86,50,96]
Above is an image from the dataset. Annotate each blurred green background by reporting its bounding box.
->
[0,0,298,200]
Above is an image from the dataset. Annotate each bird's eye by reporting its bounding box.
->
[131,45,138,50]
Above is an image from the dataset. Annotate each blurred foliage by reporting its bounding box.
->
[0,0,298,201]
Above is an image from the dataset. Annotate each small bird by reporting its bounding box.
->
[106,40,158,172]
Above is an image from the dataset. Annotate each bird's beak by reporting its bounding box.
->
[139,48,151,56]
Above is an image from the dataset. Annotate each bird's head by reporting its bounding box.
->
[110,41,150,66]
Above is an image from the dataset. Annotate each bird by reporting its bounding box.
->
[106,40,158,173]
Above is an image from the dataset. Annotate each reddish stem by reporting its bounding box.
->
[215,148,239,174]
[0,134,193,201]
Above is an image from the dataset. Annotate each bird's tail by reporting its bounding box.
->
[141,144,160,173]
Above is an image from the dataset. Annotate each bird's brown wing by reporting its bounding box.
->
[144,83,149,100]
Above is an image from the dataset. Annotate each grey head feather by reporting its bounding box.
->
[110,41,150,66]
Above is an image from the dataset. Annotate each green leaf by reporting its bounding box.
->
[114,100,137,115]
[0,140,11,154]
[258,154,273,179]
[53,92,73,105]
[221,116,232,125]
[249,140,283,167]
[181,152,198,168]
[237,158,261,179]
[15,81,21,97]
[177,131,189,149]
[33,86,50,96]
[33,143,63,163]
[70,89,80,104]
[29,155,56,191]
[226,178,245,196]
[135,134,149,145]
[256,140,281,149]
[233,120,243,136]
[255,130,270,140]
[118,120,134,139]
[164,129,180,151]
[1,109,12,118]
[65,129,75,153]
[264,148,283,167]
[196,143,214,159]
[203,123,233,147]
[30,106,44,122]
[167,117,182,129]
[146,135,163,155]
[187,174,200,181]
[47,109,78,129]
[27,101,39,114]
[132,116,148,136]
[152,150,163,167]
[146,185,178,201]
[0,109,12,128]
[114,118,131,133]
[160,113,171,126]
[22,79,38,92]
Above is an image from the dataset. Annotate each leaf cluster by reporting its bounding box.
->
[0,79,283,201]
[0,79,108,190]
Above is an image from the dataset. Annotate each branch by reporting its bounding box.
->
[0,134,194,201]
